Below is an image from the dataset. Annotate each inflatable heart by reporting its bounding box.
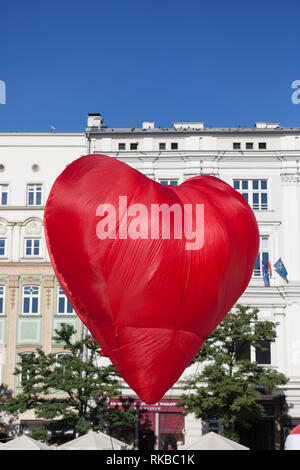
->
[44,154,259,404]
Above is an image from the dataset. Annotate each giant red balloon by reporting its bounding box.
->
[44,154,259,404]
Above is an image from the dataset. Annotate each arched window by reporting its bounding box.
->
[56,353,72,374]
[56,352,71,363]
[22,285,40,315]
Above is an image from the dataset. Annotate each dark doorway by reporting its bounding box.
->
[238,418,274,450]
[237,397,284,450]
[139,431,155,450]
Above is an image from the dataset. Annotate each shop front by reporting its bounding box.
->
[109,398,185,450]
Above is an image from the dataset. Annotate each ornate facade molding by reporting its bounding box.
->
[24,220,42,236]
[0,223,7,236]
[44,275,54,288]
[45,288,52,309]
[281,173,300,185]
[8,275,19,289]
[20,276,41,285]
[8,276,18,309]
[9,289,16,308]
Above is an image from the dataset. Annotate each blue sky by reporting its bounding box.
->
[0,0,300,132]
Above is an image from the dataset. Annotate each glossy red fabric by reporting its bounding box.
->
[290,424,300,435]
[44,154,259,404]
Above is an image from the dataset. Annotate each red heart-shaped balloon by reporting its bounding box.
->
[44,154,259,404]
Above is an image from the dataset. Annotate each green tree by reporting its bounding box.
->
[179,305,288,443]
[3,324,136,443]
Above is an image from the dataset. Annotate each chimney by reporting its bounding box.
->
[255,122,280,129]
[142,121,155,129]
[87,113,103,128]
[173,122,204,130]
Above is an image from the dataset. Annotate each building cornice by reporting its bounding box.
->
[93,150,300,163]
[0,262,52,267]
[86,127,300,135]
[0,206,45,210]
[0,133,85,136]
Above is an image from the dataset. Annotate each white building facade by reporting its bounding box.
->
[0,115,299,449]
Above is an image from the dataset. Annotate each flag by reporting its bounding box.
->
[262,264,270,287]
[273,258,288,283]
[267,260,272,278]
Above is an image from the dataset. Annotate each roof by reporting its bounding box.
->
[85,126,300,135]
[0,435,52,450]
[182,432,249,450]
[57,430,130,450]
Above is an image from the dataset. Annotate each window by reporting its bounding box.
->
[233,179,268,210]
[159,143,166,150]
[255,339,271,364]
[56,352,71,363]
[57,286,74,315]
[253,236,269,277]
[259,142,267,149]
[204,418,222,435]
[171,142,178,150]
[233,142,241,149]
[235,339,251,361]
[246,142,254,149]
[0,286,5,314]
[255,324,271,364]
[24,238,41,257]
[0,239,6,257]
[56,353,72,373]
[118,143,126,150]
[0,185,8,205]
[130,143,138,150]
[159,179,178,186]
[235,324,271,364]
[20,352,35,386]
[27,184,42,206]
[22,285,40,315]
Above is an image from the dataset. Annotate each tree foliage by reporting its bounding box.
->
[3,324,136,442]
[179,305,288,442]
